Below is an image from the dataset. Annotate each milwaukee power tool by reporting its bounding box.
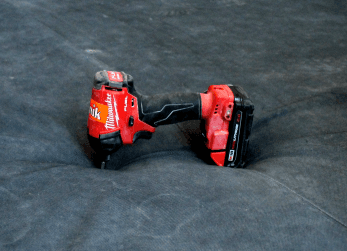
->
[88,71,254,169]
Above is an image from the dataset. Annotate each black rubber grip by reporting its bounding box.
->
[138,92,201,127]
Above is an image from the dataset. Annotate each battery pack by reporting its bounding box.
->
[224,85,254,167]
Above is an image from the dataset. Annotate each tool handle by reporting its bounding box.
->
[138,92,201,127]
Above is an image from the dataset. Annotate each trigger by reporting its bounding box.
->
[133,131,153,143]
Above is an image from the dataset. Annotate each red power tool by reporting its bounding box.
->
[88,71,254,169]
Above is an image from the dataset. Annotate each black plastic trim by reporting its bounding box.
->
[138,92,201,127]
[88,130,123,154]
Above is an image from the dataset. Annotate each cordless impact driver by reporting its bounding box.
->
[87,71,254,169]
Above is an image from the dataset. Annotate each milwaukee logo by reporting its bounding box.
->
[233,124,239,142]
[229,111,242,163]
[105,93,118,130]
[90,105,101,120]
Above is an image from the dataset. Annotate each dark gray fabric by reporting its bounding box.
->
[1,0,346,250]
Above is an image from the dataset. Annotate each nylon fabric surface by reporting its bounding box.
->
[1,0,347,250]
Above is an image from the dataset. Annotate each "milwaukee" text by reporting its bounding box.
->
[105,93,117,130]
